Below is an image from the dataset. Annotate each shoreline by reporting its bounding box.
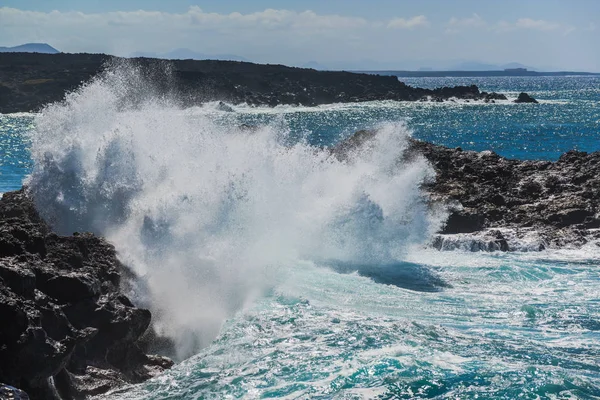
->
[0,53,528,114]
[1,134,598,397]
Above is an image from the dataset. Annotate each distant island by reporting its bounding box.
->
[359,68,600,78]
[0,43,59,54]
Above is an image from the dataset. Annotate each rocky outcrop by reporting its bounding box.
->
[0,53,514,113]
[514,92,539,103]
[334,130,600,250]
[410,140,600,249]
[0,384,30,399]
[0,190,172,399]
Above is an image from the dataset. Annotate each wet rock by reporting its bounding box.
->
[0,190,172,399]
[442,209,485,234]
[335,131,600,249]
[216,101,234,112]
[409,139,600,248]
[0,384,30,399]
[432,229,511,252]
[514,92,538,103]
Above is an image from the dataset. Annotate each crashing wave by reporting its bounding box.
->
[26,63,443,359]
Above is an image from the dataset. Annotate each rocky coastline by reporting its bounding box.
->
[410,139,600,250]
[1,132,597,397]
[0,190,172,400]
[0,53,556,399]
[334,130,600,251]
[0,53,519,114]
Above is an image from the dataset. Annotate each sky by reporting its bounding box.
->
[0,0,598,71]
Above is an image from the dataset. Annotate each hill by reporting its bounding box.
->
[0,43,59,54]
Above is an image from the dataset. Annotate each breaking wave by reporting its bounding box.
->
[26,64,443,359]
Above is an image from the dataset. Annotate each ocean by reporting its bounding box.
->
[1,72,599,399]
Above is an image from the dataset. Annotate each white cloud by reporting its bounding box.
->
[447,13,487,30]
[514,18,561,31]
[0,6,595,70]
[387,15,430,29]
[0,6,427,62]
[445,13,574,35]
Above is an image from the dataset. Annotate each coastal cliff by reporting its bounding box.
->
[0,53,511,114]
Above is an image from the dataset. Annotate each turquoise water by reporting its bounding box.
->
[2,77,599,193]
[104,250,600,399]
[2,76,600,399]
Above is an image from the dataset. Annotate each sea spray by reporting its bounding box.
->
[26,64,442,359]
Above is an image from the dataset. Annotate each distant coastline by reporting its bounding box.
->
[358,70,600,78]
[0,52,516,114]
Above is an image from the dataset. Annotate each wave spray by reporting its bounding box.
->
[26,64,440,359]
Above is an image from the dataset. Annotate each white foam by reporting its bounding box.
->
[26,63,441,359]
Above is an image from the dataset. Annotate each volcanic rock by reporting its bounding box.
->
[514,92,539,103]
[410,140,600,248]
[0,53,514,113]
[0,190,172,399]
[334,130,600,250]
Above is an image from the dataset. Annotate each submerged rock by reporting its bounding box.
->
[0,190,172,399]
[216,101,234,112]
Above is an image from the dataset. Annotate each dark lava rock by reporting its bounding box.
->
[408,139,600,247]
[0,189,172,399]
[0,384,30,399]
[1,53,510,113]
[334,130,600,249]
[514,92,539,103]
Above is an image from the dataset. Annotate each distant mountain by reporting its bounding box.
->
[448,61,501,71]
[131,48,249,62]
[0,43,59,54]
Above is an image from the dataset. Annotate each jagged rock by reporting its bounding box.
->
[0,190,172,399]
[442,209,485,234]
[335,131,600,250]
[0,384,30,399]
[514,92,538,103]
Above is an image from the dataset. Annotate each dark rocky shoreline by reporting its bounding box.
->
[0,190,172,400]
[0,53,517,114]
[411,139,600,249]
[334,130,600,251]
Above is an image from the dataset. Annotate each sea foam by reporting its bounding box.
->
[26,64,442,359]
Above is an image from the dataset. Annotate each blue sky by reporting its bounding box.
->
[1,1,598,70]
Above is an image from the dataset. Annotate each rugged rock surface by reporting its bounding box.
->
[411,140,600,249]
[0,190,172,399]
[0,53,514,113]
[514,92,539,103]
[334,130,600,250]
[0,384,30,399]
